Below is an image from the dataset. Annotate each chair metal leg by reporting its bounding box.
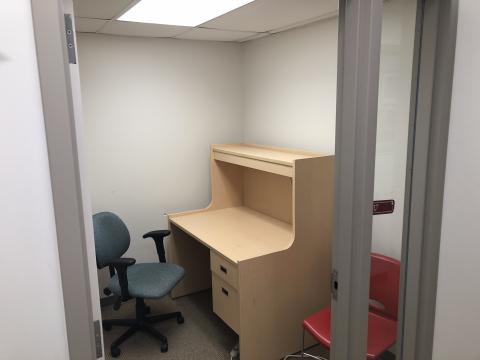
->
[302,328,305,359]
[283,328,314,360]
[143,324,168,343]
[110,326,138,357]
[103,318,136,328]
[143,324,169,352]
[112,326,138,347]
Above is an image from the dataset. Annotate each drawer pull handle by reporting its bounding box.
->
[220,265,227,274]
[221,287,229,296]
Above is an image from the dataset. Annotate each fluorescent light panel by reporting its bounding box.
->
[118,0,255,27]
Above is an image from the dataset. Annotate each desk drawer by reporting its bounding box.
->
[210,251,238,289]
[212,274,239,333]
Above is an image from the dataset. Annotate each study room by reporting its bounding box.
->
[67,0,418,359]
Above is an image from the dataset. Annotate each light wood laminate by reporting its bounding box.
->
[214,151,293,177]
[167,144,334,360]
[213,143,320,166]
[212,274,240,333]
[170,206,292,263]
[210,251,239,289]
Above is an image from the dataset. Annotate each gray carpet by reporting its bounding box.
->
[102,291,237,359]
[101,291,330,360]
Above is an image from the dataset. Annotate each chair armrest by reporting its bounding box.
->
[108,258,136,301]
[143,230,171,263]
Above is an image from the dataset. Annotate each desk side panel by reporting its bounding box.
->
[167,223,211,298]
[238,156,334,360]
[167,148,244,298]
[209,152,244,210]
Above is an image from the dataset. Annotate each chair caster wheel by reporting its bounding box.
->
[103,323,112,331]
[145,305,151,314]
[177,314,184,324]
[111,347,121,358]
[161,342,168,353]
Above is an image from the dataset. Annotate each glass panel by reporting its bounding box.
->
[371,0,418,358]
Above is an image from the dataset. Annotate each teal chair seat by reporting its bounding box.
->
[108,263,185,299]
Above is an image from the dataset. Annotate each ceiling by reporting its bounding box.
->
[74,0,339,42]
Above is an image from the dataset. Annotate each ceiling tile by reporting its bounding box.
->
[176,28,259,42]
[202,0,339,33]
[73,0,135,20]
[75,18,107,33]
[99,21,190,38]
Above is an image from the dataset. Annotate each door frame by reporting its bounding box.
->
[30,0,98,359]
[397,1,458,359]
[332,0,458,359]
[331,1,383,358]
[30,0,458,359]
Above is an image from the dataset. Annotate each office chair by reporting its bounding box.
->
[284,253,400,360]
[93,212,185,358]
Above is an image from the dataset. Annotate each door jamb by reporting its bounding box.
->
[30,0,97,359]
[398,0,458,358]
[331,1,383,359]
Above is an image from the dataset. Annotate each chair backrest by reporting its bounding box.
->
[92,212,130,268]
[369,253,401,320]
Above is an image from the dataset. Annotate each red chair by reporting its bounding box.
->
[301,253,400,359]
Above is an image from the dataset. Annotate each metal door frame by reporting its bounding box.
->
[30,0,97,359]
[331,1,383,358]
[398,1,458,359]
[332,0,458,359]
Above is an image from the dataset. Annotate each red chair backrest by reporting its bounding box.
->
[369,253,401,320]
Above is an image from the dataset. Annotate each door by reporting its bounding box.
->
[30,0,104,359]
[331,1,457,360]
[63,0,105,359]
[331,0,418,359]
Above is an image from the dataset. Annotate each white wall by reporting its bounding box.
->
[0,1,69,359]
[77,34,244,291]
[433,2,480,359]
[242,18,338,155]
[242,0,416,260]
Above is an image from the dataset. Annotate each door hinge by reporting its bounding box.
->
[93,320,103,358]
[64,14,77,64]
[331,269,339,301]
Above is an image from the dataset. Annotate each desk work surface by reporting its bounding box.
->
[169,206,293,263]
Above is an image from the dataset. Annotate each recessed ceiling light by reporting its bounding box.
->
[118,0,255,27]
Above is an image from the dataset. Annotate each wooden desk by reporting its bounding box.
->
[171,206,292,263]
[167,144,334,360]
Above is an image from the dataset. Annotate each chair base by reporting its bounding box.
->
[103,297,184,358]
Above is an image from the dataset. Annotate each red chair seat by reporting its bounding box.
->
[303,307,397,359]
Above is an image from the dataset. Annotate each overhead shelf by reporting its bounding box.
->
[212,144,321,177]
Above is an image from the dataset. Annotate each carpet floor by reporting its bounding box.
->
[101,291,329,360]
